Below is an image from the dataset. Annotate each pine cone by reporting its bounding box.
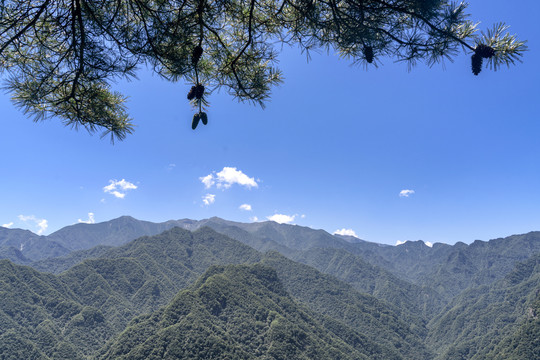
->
[187,85,197,100]
[471,53,483,76]
[364,46,374,64]
[200,112,208,125]
[192,113,200,130]
[475,44,495,59]
[192,46,203,65]
[195,84,205,99]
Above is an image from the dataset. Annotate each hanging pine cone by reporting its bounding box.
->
[192,46,203,65]
[200,112,208,125]
[194,84,205,99]
[475,44,495,59]
[471,53,483,75]
[192,113,201,130]
[187,85,197,100]
[363,46,374,63]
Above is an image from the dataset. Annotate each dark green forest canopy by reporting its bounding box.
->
[99,264,371,360]
[0,0,526,139]
[1,222,539,359]
[0,227,431,359]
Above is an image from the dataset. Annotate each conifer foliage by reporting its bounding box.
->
[0,1,527,139]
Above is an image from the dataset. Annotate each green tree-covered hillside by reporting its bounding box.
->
[427,253,540,359]
[99,264,374,360]
[1,226,434,359]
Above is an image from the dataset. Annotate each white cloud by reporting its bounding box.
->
[202,194,216,206]
[395,240,407,246]
[333,228,359,238]
[399,189,415,197]
[217,167,258,189]
[78,213,95,224]
[250,216,259,222]
[200,174,215,189]
[239,204,252,211]
[267,214,296,224]
[424,241,433,248]
[200,167,258,190]
[167,163,176,171]
[1,222,13,228]
[18,215,48,235]
[103,179,137,198]
[36,219,48,235]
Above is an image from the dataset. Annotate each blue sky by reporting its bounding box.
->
[1,1,539,245]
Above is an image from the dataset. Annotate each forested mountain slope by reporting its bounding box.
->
[291,247,445,318]
[488,289,540,360]
[5,215,539,304]
[31,246,114,274]
[46,216,182,251]
[0,227,430,359]
[0,245,31,265]
[17,218,446,322]
[346,232,540,300]
[180,219,540,317]
[261,252,431,359]
[1,217,539,359]
[167,218,540,304]
[426,253,540,359]
[0,228,263,359]
[99,264,373,360]
[0,259,101,359]
[0,227,70,261]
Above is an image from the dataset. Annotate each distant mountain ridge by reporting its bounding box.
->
[5,214,539,259]
[0,216,362,263]
[47,216,181,250]
[4,216,539,287]
[3,215,540,310]
[0,226,69,261]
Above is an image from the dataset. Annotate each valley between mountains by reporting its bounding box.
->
[1,216,539,359]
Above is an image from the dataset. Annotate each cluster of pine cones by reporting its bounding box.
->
[187,84,204,100]
[363,46,374,64]
[187,45,205,100]
[192,111,208,130]
[188,45,208,130]
[471,44,496,75]
[192,45,203,65]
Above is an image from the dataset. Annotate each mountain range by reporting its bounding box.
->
[1,216,538,359]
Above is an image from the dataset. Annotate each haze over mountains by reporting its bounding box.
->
[1,216,538,359]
